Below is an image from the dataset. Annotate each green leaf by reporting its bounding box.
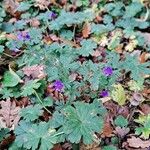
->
[78,39,97,56]
[135,115,150,139]
[20,104,43,122]
[122,54,150,81]
[0,87,14,99]
[62,101,104,144]
[111,84,126,106]
[50,10,95,30]
[102,145,117,150]
[21,79,41,96]
[114,115,128,127]
[16,2,32,11]
[0,45,4,54]
[124,2,142,18]
[2,67,22,87]
[43,97,53,107]
[0,128,9,141]
[15,121,60,150]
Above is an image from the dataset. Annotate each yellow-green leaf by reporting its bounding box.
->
[111,84,126,106]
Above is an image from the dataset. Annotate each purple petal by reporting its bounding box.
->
[25,32,30,40]
[48,12,57,20]
[102,66,113,76]
[17,32,24,41]
[100,90,109,97]
[53,80,64,92]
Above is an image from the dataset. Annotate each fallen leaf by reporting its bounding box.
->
[29,18,40,27]
[118,106,129,118]
[53,144,62,150]
[80,142,101,150]
[22,65,46,79]
[62,143,72,150]
[100,97,111,104]
[34,0,50,10]
[140,104,150,115]
[3,0,19,16]
[92,50,101,57]
[130,92,144,106]
[115,127,130,138]
[127,136,150,148]
[0,100,21,129]
[102,122,113,137]
[111,84,126,106]
[15,97,30,107]
[0,135,15,150]
[139,52,147,63]
[142,88,150,99]
[82,22,91,38]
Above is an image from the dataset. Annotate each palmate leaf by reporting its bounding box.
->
[62,100,105,144]
[78,39,97,57]
[21,79,41,96]
[124,2,142,18]
[135,115,150,139]
[111,84,126,106]
[114,115,128,127]
[20,104,43,122]
[0,88,14,99]
[122,54,150,81]
[15,121,60,150]
[50,10,94,30]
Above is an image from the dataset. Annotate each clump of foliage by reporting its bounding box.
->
[0,0,150,149]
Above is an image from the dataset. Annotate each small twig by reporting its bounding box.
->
[3,52,13,58]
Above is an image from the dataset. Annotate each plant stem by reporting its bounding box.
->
[34,90,52,114]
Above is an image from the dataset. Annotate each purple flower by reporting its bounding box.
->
[17,32,30,41]
[53,80,64,92]
[102,66,113,76]
[48,12,57,20]
[17,32,24,41]
[25,32,30,40]
[100,90,109,97]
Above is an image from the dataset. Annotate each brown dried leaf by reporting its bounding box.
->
[0,100,21,129]
[92,50,101,57]
[69,72,78,81]
[80,142,101,150]
[140,104,150,115]
[29,18,40,27]
[3,0,19,15]
[130,92,144,106]
[15,97,30,107]
[140,52,147,63]
[127,136,150,148]
[34,0,50,10]
[115,127,130,138]
[22,65,46,79]
[5,33,17,40]
[53,144,62,150]
[102,122,113,137]
[82,22,91,38]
